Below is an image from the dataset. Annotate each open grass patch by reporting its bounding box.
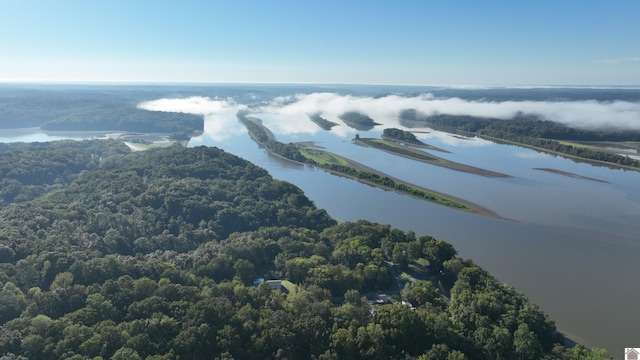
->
[299,147,349,166]
[281,280,297,294]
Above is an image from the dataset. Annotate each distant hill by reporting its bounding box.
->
[0,88,203,134]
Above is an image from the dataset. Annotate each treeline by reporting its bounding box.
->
[237,114,272,143]
[321,163,468,209]
[40,107,203,135]
[0,140,130,207]
[0,142,609,359]
[0,91,203,135]
[400,110,640,169]
[338,111,380,131]
[383,127,424,145]
[308,113,338,130]
[237,113,306,163]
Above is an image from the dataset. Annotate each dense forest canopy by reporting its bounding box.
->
[0,141,608,359]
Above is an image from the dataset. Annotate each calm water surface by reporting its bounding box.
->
[189,111,640,356]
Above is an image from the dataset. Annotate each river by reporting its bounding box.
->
[2,84,640,357]
[186,109,640,357]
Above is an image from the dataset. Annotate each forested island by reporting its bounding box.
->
[236,114,494,214]
[398,109,640,170]
[308,113,338,130]
[0,140,609,359]
[338,111,381,131]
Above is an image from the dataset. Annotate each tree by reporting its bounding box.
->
[111,347,143,360]
[401,281,443,308]
[423,238,457,271]
[0,282,26,323]
[233,259,255,284]
[513,324,542,360]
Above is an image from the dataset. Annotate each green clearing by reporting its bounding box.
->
[556,140,592,149]
[299,147,349,166]
[281,280,298,295]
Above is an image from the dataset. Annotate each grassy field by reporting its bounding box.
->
[299,147,349,166]
[281,280,297,295]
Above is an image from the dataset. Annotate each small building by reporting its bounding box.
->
[266,280,282,290]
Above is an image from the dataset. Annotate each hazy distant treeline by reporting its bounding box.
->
[0,89,203,134]
[400,109,640,169]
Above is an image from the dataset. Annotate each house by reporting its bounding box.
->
[266,280,282,290]
[626,348,640,360]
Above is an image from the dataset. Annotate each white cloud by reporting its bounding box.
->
[138,93,640,142]
[259,93,640,132]
[138,97,247,141]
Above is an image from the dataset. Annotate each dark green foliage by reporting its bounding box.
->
[237,113,272,143]
[0,90,202,133]
[0,142,608,359]
[0,140,129,207]
[403,111,640,169]
[383,127,424,145]
[320,162,469,209]
[338,111,381,131]
[237,113,308,163]
[308,113,338,130]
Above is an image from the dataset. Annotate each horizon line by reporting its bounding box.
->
[1,80,640,90]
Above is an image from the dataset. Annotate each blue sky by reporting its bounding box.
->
[1,0,639,86]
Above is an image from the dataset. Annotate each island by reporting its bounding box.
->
[237,113,503,217]
[355,132,511,179]
[308,112,338,130]
[399,109,640,171]
[338,111,381,131]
